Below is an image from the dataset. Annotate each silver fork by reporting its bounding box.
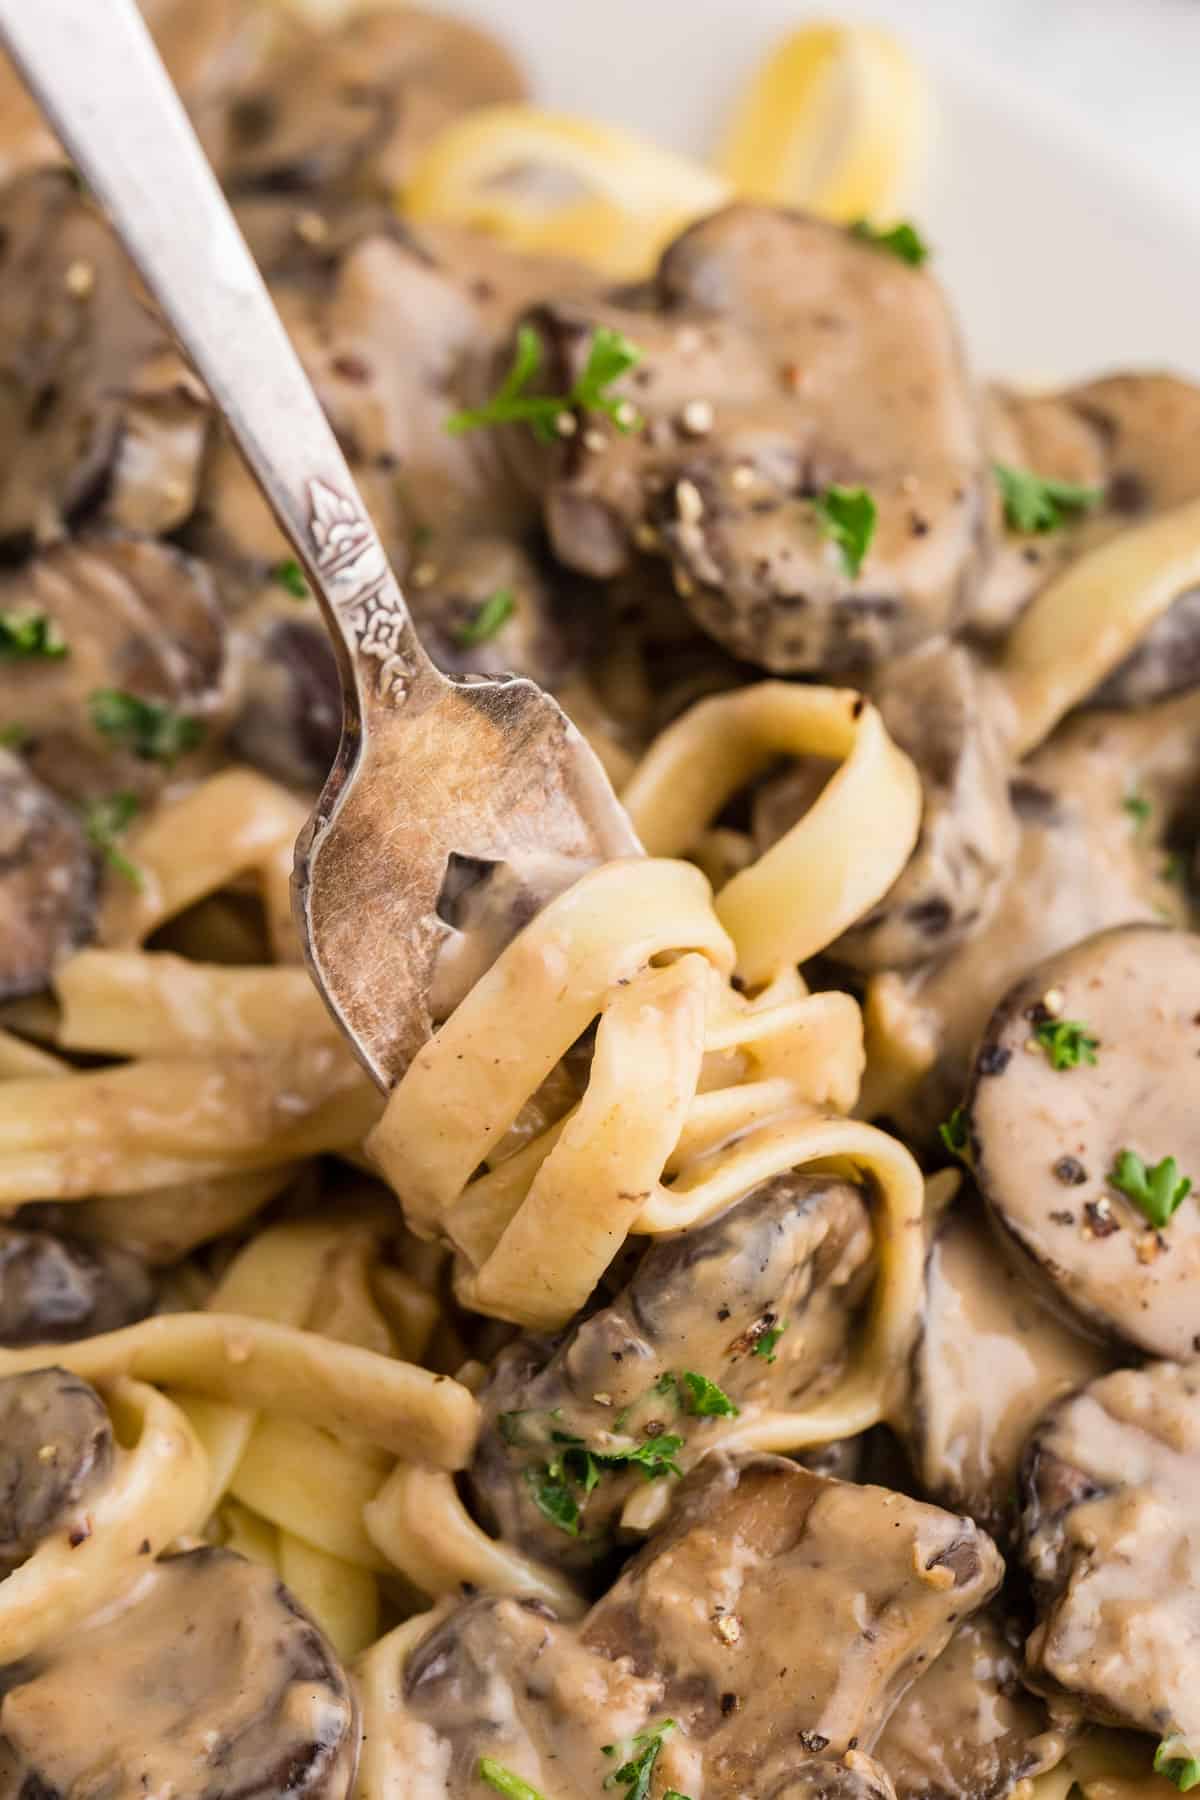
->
[1,0,640,1088]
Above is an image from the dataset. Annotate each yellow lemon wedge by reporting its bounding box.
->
[715,21,930,221]
[403,105,731,278]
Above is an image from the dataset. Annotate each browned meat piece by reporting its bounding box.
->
[0,752,95,999]
[903,1199,1110,1540]
[0,1225,154,1346]
[879,686,1200,1143]
[502,205,987,676]
[969,925,1200,1359]
[0,536,230,804]
[874,1606,1069,1799]
[0,171,210,548]
[1022,1363,1200,1753]
[582,1455,1004,1780]
[0,1368,112,1569]
[222,6,525,198]
[978,375,1200,703]
[470,1173,874,1570]
[835,640,1018,970]
[0,1546,359,1799]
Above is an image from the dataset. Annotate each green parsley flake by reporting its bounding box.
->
[850,218,930,266]
[1109,1150,1193,1231]
[447,324,643,443]
[272,558,310,599]
[679,1371,739,1417]
[0,724,28,749]
[993,463,1103,534]
[478,1759,548,1800]
[938,1103,971,1163]
[1156,1738,1200,1792]
[1033,1018,1099,1071]
[83,792,142,889]
[522,1425,685,1537]
[0,609,68,659]
[751,1321,787,1363]
[1123,787,1152,831]
[603,1721,677,1800]
[813,485,876,577]
[1162,851,1189,889]
[89,689,205,765]
[455,588,516,647]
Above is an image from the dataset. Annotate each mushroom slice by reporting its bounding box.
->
[470,1172,874,1570]
[582,1454,1004,1775]
[223,7,525,198]
[761,1759,897,1800]
[0,1367,112,1568]
[0,1546,359,1800]
[0,1225,154,1346]
[1022,1362,1200,1751]
[968,924,1200,1358]
[0,752,95,1000]
[0,536,229,805]
[903,1199,1111,1539]
[835,640,1018,971]
[874,1606,1070,1800]
[0,170,209,548]
[507,205,988,677]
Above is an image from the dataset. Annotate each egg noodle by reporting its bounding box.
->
[0,6,1190,1797]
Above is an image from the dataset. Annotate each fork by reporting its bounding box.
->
[0,0,640,1088]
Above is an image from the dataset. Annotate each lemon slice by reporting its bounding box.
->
[403,105,731,278]
[716,21,930,221]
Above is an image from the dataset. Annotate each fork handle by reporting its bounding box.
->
[0,0,440,717]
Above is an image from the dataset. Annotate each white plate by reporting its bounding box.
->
[438,0,1200,384]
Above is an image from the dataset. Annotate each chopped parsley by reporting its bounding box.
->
[0,724,28,749]
[1109,1150,1193,1230]
[272,557,310,600]
[1123,786,1152,831]
[455,588,516,647]
[604,1720,677,1800]
[83,792,142,889]
[1033,1018,1099,1071]
[813,484,876,578]
[523,1427,685,1538]
[850,218,929,267]
[478,1760,547,1800]
[678,1371,738,1417]
[751,1322,787,1364]
[938,1103,972,1163]
[447,324,643,443]
[89,689,204,765]
[1162,851,1189,889]
[993,463,1103,534]
[0,609,67,659]
[1156,1739,1200,1792]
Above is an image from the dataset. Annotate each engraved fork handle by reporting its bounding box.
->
[0,0,439,718]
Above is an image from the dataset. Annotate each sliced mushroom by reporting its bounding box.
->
[0,170,210,549]
[968,924,1200,1358]
[1022,1362,1200,1747]
[227,595,342,791]
[880,687,1200,1142]
[471,1173,875,1570]
[762,1761,898,1800]
[0,1225,154,1346]
[0,1367,112,1568]
[976,373,1200,695]
[874,1606,1069,1800]
[0,535,230,804]
[0,752,95,1000]
[903,1198,1111,1539]
[222,6,524,199]
[0,1546,359,1799]
[582,1454,1005,1775]
[506,205,988,676]
[834,639,1019,970]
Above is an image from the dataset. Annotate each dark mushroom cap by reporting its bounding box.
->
[0,1367,112,1567]
[968,924,1200,1358]
[0,1546,359,1800]
[0,753,95,1002]
[0,1225,154,1347]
